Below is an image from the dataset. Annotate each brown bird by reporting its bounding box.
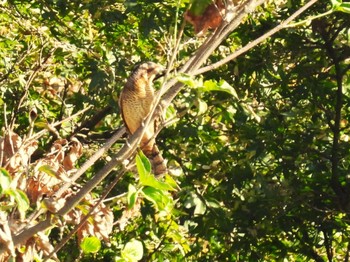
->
[119,62,167,176]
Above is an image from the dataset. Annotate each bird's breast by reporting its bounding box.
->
[120,83,155,134]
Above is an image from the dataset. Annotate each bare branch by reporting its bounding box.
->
[24,105,93,145]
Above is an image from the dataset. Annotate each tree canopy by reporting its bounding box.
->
[1,0,350,261]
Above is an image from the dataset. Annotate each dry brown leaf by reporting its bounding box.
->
[116,199,142,231]
[26,137,83,203]
[0,131,21,162]
[65,194,114,244]
[36,232,57,259]
[62,138,82,170]
[184,0,226,35]
[26,159,66,203]
[0,212,15,257]
[0,131,37,174]
[91,205,114,241]
[19,238,36,262]
[46,139,67,163]
[0,128,108,259]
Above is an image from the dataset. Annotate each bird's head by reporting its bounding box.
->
[129,62,165,83]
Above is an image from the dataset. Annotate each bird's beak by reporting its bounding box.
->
[154,65,166,80]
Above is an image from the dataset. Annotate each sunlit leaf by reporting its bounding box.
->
[136,150,151,178]
[6,189,29,219]
[0,168,11,194]
[177,73,197,88]
[184,192,206,215]
[121,239,143,261]
[336,2,350,13]
[127,184,138,209]
[80,236,101,254]
[331,0,341,9]
[164,174,179,190]
[199,80,239,99]
[137,151,175,191]
[141,175,175,191]
[142,187,172,211]
[197,98,208,115]
[38,165,57,177]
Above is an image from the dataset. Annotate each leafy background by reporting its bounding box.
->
[1,0,350,261]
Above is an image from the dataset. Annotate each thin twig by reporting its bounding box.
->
[9,45,55,129]
[25,105,93,144]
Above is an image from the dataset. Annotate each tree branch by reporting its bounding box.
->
[322,228,333,261]
[70,105,114,140]
[322,21,349,209]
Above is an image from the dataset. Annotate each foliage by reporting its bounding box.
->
[1,0,350,261]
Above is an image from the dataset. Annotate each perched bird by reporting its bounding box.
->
[119,62,167,176]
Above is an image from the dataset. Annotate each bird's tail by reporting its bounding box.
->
[143,143,167,177]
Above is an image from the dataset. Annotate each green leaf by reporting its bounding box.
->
[18,74,26,87]
[127,184,138,209]
[188,0,212,16]
[197,98,208,115]
[136,150,151,178]
[38,165,58,177]
[141,175,175,191]
[177,73,197,88]
[0,168,11,194]
[184,192,206,215]
[6,189,29,219]
[142,187,172,210]
[164,174,179,190]
[336,2,350,13]
[137,151,175,191]
[121,239,143,261]
[331,0,341,9]
[199,80,239,100]
[80,236,101,254]
[331,0,350,13]
[34,120,49,129]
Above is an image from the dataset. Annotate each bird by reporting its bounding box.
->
[119,62,167,176]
